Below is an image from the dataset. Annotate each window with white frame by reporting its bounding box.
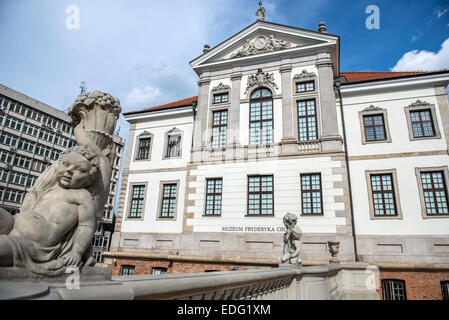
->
[382,279,406,300]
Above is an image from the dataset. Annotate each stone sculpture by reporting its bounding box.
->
[256,1,265,21]
[0,91,121,276]
[244,68,279,94]
[327,241,340,264]
[230,35,293,59]
[281,212,303,265]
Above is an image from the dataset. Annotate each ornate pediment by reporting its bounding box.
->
[138,130,153,137]
[408,99,431,108]
[363,105,383,112]
[293,70,317,80]
[245,68,279,94]
[230,35,296,59]
[211,82,231,92]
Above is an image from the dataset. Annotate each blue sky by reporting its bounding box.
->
[0,0,448,136]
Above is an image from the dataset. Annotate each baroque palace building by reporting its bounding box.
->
[105,9,449,299]
[0,84,125,262]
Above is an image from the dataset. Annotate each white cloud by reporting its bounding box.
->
[124,85,162,108]
[391,37,449,71]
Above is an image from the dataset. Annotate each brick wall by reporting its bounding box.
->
[378,270,449,300]
[109,258,249,276]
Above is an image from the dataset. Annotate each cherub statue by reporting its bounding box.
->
[0,91,121,276]
[281,212,303,265]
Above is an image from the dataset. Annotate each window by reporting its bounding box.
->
[248,175,274,216]
[410,110,435,138]
[9,171,27,186]
[370,174,397,216]
[296,81,315,93]
[129,185,146,218]
[5,116,23,131]
[212,110,228,149]
[31,160,46,173]
[152,267,167,275]
[442,281,449,300]
[250,88,273,145]
[26,175,37,188]
[0,95,10,109]
[166,135,181,158]
[137,137,151,160]
[160,183,177,218]
[297,100,318,141]
[301,174,323,215]
[5,189,24,203]
[120,265,135,276]
[213,93,229,104]
[0,133,18,147]
[14,155,31,169]
[23,123,39,137]
[35,144,50,157]
[0,169,9,181]
[420,171,449,216]
[382,280,406,300]
[18,139,35,153]
[205,178,222,216]
[0,150,13,164]
[363,114,386,141]
[404,101,440,141]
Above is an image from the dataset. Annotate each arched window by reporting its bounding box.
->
[249,87,273,145]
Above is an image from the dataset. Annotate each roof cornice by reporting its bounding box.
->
[339,71,449,94]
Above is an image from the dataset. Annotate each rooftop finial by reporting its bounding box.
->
[318,22,327,33]
[256,1,265,22]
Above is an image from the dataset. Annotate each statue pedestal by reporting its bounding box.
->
[0,266,111,283]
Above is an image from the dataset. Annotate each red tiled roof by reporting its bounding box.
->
[340,70,449,82]
[124,96,198,115]
[340,71,428,82]
[144,96,198,111]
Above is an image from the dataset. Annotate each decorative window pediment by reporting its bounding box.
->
[138,130,153,137]
[408,99,432,108]
[363,105,384,112]
[211,82,231,92]
[293,70,316,80]
[245,68,279,94]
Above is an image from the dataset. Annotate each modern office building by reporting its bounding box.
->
[105,7,449,299]
[0,84,125,262]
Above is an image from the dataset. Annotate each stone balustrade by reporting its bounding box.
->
[0,263,379,300]
[298,140,321,153]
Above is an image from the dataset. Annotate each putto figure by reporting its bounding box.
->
[281,212,303,265]
[0,91,121,276]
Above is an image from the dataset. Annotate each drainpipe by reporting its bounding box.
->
[334,78,359,262]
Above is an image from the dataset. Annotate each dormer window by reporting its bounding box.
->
[213,93,229,104]
[296,81,315,93]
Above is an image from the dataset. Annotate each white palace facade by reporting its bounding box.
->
[105,14,449,299]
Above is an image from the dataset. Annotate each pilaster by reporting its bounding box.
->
[316,60,342,152]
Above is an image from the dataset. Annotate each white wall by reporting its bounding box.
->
[344,84,449,236]
[186,157,347,234]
